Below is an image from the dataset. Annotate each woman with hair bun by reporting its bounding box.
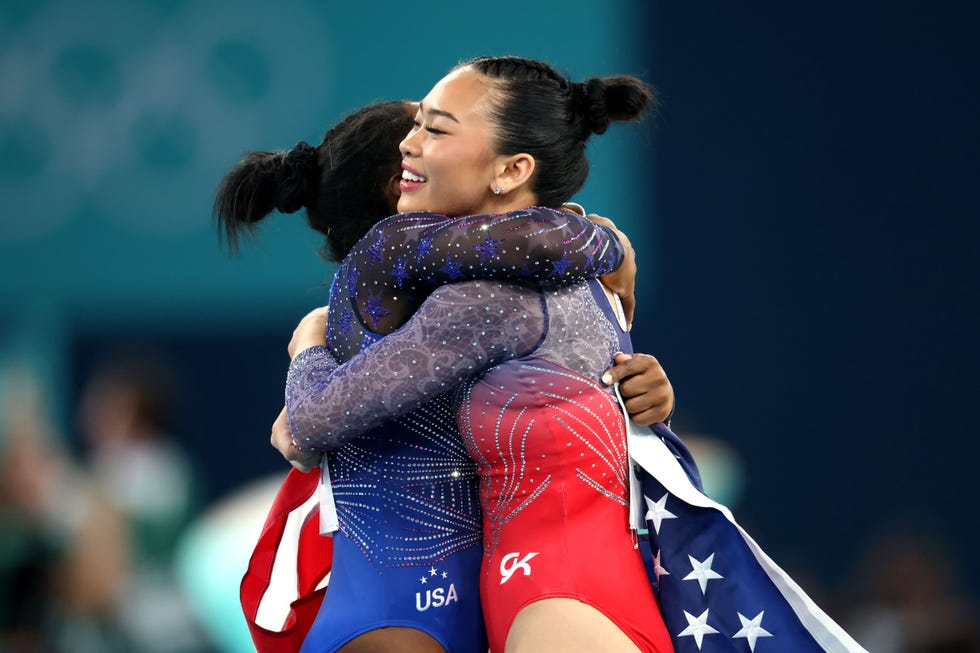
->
[217,92,676,651]
[278,55,866,653]
[284,57,679,652]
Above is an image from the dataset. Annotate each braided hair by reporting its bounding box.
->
[463,56,655,207]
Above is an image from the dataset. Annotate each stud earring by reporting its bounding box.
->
[493,186,506,195]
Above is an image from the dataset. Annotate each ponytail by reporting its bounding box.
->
[213,150,286,253]
[213,101,414,260]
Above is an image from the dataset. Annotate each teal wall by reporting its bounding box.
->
[0,0,655,328]
[0,4,656,650]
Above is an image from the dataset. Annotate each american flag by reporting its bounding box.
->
[628,421,868,652]
[240,467,332,653]
[240,419,868,653]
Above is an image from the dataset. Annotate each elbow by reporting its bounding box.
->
[286,407,315,451]
[286,405,333,452]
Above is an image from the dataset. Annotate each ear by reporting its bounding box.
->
[384,172,402,212]
[491,152,535,195]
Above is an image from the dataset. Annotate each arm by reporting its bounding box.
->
[362,206,625,290]
[588,215,637,327]
[287,281,546,451]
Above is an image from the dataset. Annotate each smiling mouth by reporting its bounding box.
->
[401,169,427,183]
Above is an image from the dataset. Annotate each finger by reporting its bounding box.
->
[617,364,666,394]
[291,459,316,474]
[623,393,663,415]
[601,362,626,386]
[292,449,323,474]
[629,406,665,428]
[610,355,661,388]
[602,357,648,386]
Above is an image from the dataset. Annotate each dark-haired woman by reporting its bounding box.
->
[283,58,676,652]
[281,56,867,653]
[218,98,674,652]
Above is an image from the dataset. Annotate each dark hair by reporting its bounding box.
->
[213,101,414,261]
[463,56,656,207]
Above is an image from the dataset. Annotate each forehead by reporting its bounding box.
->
[421,66,490,121]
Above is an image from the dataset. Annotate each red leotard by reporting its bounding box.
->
[456,355,672,652]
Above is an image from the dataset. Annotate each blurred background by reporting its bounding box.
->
[0,0,976,651]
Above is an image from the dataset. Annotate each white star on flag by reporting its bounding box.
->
[429,566,438,576]
[683,553,724,594]
[733,611,773,651]
[677,609,719,649]
[654,549,670,585]
[644,493,677,533]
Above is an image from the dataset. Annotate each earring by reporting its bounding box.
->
[493,186,506,195]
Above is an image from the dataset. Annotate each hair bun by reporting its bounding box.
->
[575,76,653,136]
[275,141,319,214]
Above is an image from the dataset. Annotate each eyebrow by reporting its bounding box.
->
[420,102,460,124]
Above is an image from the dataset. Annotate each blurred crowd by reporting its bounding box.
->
[1,347,977,653]
[0,351,207,653]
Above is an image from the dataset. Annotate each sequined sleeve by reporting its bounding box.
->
[376,206,624,286]
[331,206,624,348]
[287,281,546,451]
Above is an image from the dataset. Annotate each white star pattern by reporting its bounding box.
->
[419,576,427,584]
[683,553,724,594]
[644,493,677,534]
[653,549,670,585]
[677,609,719,649]
[429,566,438,576]
[733,611,773,651]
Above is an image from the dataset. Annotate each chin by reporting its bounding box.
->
[397,198,424,213]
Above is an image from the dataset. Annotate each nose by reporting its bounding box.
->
[399,124,421,158]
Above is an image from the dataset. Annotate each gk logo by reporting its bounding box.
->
[499,552,539,584]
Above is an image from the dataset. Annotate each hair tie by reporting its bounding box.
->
[571,81,589,114]
[569,79,610,136]
[275,141,319,213]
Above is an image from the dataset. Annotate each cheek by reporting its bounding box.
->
[438,145,490,190]
[431,136,489,171]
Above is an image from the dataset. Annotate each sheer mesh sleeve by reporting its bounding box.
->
[287,281,546,451]
[327,207,624,357]
[377,206,624,286]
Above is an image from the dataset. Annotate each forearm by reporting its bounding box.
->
[287,281,545,451]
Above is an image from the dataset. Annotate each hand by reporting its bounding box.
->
[288,306,328,359]
[588,214,636,328]
[601,352,673,426]
[271,406,322,472]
